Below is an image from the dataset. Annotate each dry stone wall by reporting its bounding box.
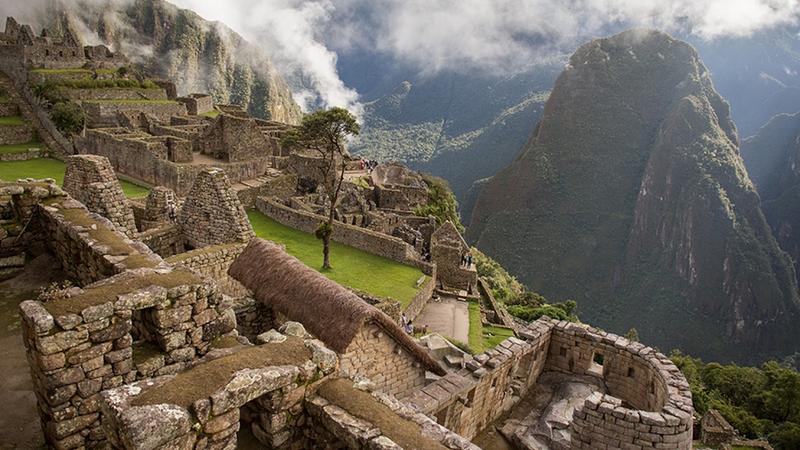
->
[138,225,184,258]
[59,88,168,101]
[20,266,236,450]
[165,243,251,298]
[338,323,428,399]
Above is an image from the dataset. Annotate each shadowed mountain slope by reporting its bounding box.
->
[467,29,800,364]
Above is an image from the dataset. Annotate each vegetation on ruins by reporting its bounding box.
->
[281,107,360,269]
[472,247,579,323]
[413,173,464,232]
[671,351,800,449]
[247,211,422,307]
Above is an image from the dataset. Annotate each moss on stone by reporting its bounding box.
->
[210,336,240,349]
[122,254,160,270]
[132,340,164,367]
[164,243,240,264]
[318,378,450,450]
[130,338,312,410]
[43,269,202,317]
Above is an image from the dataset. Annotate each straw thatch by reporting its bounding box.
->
[229,239,446,376]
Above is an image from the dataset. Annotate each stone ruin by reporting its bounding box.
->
[4,163,694,450]
[0,17,129,71]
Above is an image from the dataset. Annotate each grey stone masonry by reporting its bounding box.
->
[178,167,255,249]
[404,317,694,449]
[19,263,235,450]
[63,155,138,239]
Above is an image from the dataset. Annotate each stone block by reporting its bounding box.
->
[91,321,131,343]
[105,347,132,364]
[20,300,54,334]
[36,329,89,355]
[153,306,193,329]
[54,314,83,331]
[46,412,99,440]
[81,301,114,323]
[205,408,240,434]
[210,365,299,415]
[68,342,112,365]
[305,339,337,374]
[115,285,168,311]
[45,366,86,389]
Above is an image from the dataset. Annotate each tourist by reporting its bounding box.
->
[468,253,473,268]
[404,320,413,335]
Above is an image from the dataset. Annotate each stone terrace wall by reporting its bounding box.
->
[166,243,251,298]
[404,318,694,449]
[0,122,33,144]
[80,101,186,127]
[338,322,429,399]
[405,266,437,322]
[19,267,235,450]
[257,196,420,268]
[60,88,168,101]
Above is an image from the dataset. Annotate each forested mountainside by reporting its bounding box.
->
[19,0,302,124]
[345,26,800,221]
[466,29,800,365]
[741,112,800,284]
[347,56,567,221]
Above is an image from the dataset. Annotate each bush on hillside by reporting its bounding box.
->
[51,102,86,135]
[413,174,464,232]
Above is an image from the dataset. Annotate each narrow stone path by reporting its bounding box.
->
[414,296,470,344]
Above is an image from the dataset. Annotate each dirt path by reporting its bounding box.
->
[0,254,65,450]
[414,296,470,343]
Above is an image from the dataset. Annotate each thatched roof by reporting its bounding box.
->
[229,239,446,376]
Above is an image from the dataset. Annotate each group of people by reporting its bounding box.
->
[359,157,378,172]
[461,252,473,268]
[421,241,431,262]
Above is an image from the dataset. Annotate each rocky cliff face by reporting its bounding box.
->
[467,29,800,363]
[742,112,800,286]
[34,0,302,124]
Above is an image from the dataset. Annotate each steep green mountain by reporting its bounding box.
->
[26,0,301,124]
[741,112,800,283]
[466,29,800,364]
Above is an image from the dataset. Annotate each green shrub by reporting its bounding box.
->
[51,102,86,135]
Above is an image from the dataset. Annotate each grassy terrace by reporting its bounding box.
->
[0,115,27,125]
[0,140,43,155]
[0,158,150,198]
[247,210,424,308]
[199,109,220,118]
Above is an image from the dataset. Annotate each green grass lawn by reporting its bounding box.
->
[0,158,150,198]
[199,110,220,118]
[0,140,44,155]
[483,325,516,350]
[247,210,424,308]
[0,158,65,184]
[29,68,93,74]
[0,115,27,125]
[468,301,484,354]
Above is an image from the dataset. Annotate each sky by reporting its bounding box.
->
[3,0,800,112]
[166,0,800,112]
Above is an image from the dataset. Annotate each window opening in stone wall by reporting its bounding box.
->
[588,351,604,377]
[514,352,534,379]
[559,346,567,356]
[627,367,635,378]
[434,407,448,426]
[72,51,76,56]
[59,50,63,57]
[465,388,476,408]
[491,377,498,388]
[45,50,49,56]
[649,380,655,394]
